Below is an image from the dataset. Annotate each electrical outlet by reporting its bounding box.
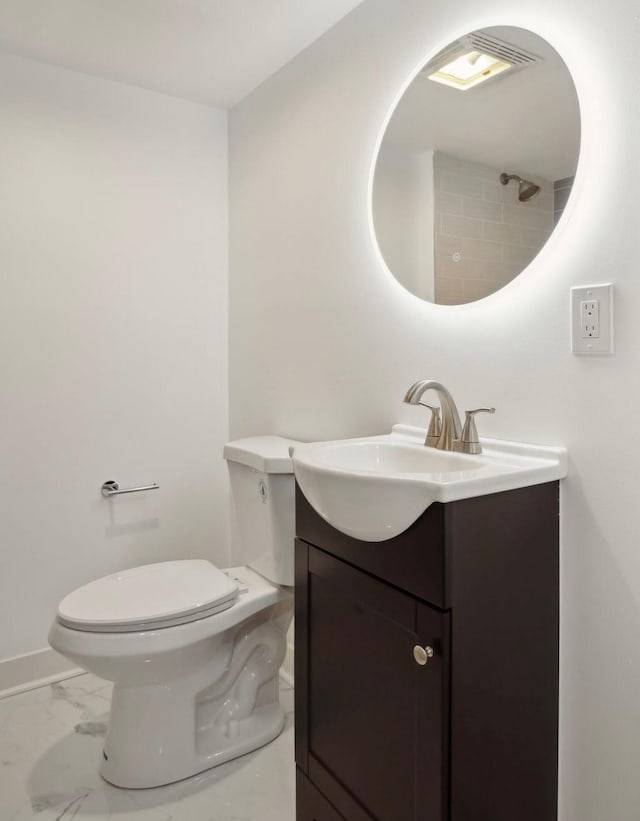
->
[571,284,614,354]
[580,299,599,338]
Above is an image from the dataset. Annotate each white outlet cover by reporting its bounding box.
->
[571,283,614,355]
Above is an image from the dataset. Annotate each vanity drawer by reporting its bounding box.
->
[295,484,447,609]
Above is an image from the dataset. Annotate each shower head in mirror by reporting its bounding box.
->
[500,172,541,202]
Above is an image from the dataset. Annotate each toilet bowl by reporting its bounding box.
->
[49,435,300,789]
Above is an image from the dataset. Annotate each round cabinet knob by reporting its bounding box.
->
[413,645,434,666]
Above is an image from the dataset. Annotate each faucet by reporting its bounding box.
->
[403,380,495,453]
[403,380,463,450]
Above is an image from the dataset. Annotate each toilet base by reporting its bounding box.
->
[101,700,285,789]
[97,612,289,789]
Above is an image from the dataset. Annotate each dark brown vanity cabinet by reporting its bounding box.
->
[294,482,559,821]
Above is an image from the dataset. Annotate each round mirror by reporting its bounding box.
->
[371,27,580,304]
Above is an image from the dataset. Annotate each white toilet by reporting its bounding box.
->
[49,435,299,789]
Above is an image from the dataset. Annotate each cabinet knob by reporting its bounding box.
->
[413,645,434,666]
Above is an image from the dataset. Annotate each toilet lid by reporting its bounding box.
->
[57,560,239,632]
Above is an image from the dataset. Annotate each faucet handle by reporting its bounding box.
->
[459,407,495,454]
[418,402,442,447]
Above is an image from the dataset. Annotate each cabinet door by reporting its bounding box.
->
[297,769,346,820]
[299,544,449,821]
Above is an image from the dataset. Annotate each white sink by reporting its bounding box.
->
[291,425,567,542]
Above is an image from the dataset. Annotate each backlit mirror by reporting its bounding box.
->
[372,27,580,304]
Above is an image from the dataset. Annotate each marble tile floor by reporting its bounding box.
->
[0,673,295,820]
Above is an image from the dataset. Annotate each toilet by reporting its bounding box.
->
[49,435,300,789]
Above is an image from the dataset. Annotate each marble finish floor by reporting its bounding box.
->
[0,673,295,820]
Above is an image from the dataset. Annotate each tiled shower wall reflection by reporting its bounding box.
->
[433,152,554,305]
[554,176,575,225]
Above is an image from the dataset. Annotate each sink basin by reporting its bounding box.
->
[301,440,486,476]
[291,424,567,542]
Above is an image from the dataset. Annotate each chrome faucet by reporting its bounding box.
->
[403,379,495,453]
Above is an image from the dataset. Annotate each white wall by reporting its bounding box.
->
[0,53,229,665]
[229,1,640,819]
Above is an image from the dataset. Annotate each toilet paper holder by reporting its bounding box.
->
[101,480,160,498]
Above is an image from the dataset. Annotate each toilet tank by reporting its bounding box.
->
[223,436,301,587]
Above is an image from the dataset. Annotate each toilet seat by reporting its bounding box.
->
[57,560,239,633]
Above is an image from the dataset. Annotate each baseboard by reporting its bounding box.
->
[0,647,84,700]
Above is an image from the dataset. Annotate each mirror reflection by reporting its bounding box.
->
[372,27,580,304]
